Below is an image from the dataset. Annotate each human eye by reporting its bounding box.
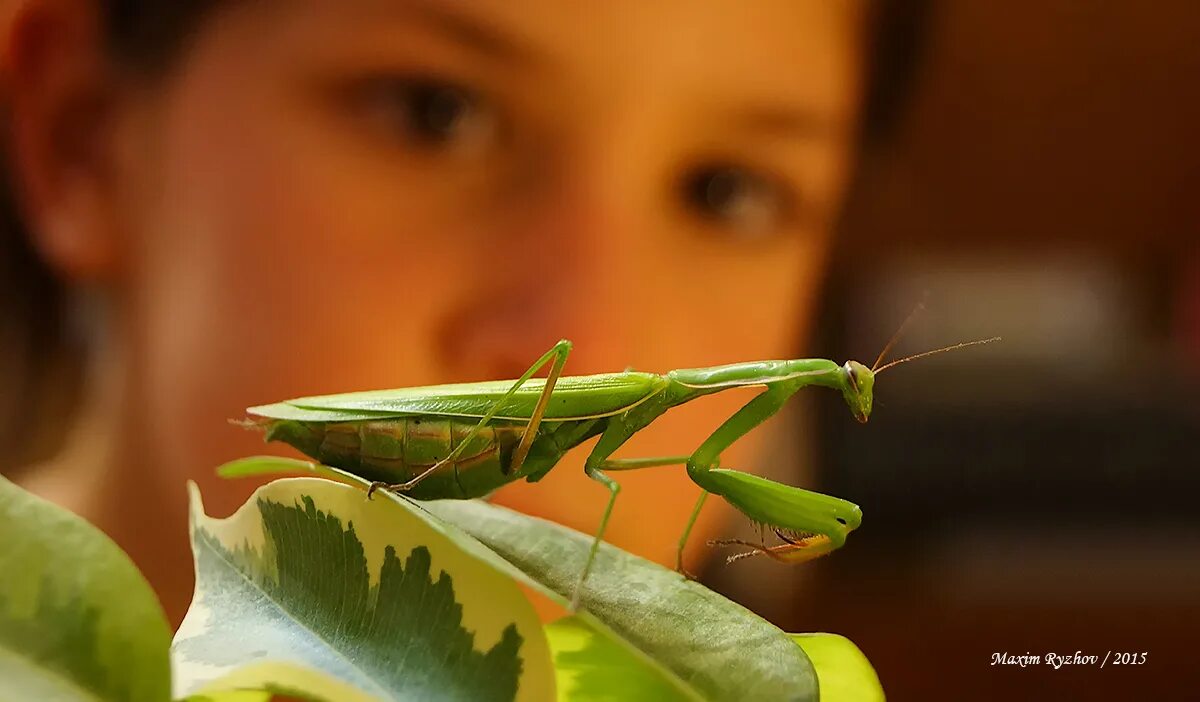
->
[346,74,499,153]
[679,162,798,239]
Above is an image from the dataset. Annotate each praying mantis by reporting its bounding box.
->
[230,322,997,608]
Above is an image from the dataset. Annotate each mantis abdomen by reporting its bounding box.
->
[264,417,532,499]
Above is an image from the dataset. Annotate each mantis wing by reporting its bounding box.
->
[248,372,668,422]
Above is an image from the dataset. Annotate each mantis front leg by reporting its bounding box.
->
[710,528,840,564]
[684,380,861,562]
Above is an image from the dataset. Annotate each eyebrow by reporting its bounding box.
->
[723,104,837,141]
[391,1,546,69]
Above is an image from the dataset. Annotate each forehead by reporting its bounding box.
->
[229,0,863,123]
[469,0,860,102]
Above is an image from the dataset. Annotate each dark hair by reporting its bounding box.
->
[0,0,929,473]
[860,0,932,149]
[101,1,226,74]
[1,2,224,473]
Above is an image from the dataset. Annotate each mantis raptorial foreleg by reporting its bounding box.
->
[685,382,801,481]
[680,381,855,543]
[570,382,812,606]
[664,383,808,576]
[368,339,572,496]
[710,528,835,564]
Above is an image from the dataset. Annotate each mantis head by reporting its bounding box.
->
[840,361,875,424]
[838,336,1002,424]
[841,299,1001,425]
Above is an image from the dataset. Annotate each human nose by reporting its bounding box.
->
[436,147,643,379]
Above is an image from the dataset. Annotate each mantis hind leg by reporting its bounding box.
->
[510,340,572,473]
[369,339,572,496]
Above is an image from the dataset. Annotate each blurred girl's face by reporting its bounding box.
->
[21,0,861,591]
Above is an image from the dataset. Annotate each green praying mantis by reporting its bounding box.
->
[226,321,997,608]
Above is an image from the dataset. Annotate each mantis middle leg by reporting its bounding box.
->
[597,455,711,575]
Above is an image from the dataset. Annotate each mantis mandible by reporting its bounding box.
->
[235,327,997,608]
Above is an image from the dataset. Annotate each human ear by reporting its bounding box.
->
[5,0,124,283]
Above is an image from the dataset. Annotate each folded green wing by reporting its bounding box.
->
[247,372,667,422]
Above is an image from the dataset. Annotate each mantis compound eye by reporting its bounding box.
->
[845,363,859,392]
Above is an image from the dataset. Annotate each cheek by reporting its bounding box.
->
[122,88,477,493]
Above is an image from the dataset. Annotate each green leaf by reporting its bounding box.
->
[545,616,692,702]
[790,634,884,702]
[172,478,554,701]
[0,474,172,702]
[424,500,815,702]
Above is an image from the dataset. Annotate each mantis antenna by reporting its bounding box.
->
[872,299,928,371]
[873,336,1002,375]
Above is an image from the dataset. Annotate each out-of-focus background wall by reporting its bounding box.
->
[709,1,1199,699]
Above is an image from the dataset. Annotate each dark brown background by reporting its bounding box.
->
[708,1,1200,699]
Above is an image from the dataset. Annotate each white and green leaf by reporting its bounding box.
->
[0,474,172,702]
[172,477,555,702]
